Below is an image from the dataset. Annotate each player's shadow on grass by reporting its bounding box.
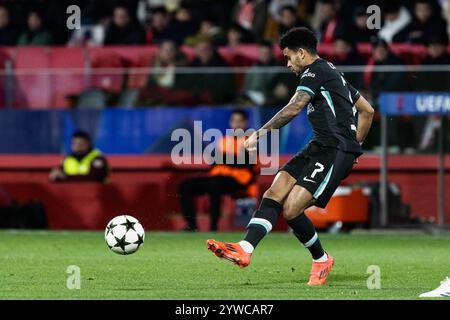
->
[328,273,366,283]
[232,273,365,287]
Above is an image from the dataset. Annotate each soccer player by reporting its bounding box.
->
[206,27,374,286]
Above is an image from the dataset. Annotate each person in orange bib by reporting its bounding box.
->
[178,110,258,232]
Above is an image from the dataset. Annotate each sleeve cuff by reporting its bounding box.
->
[296,85,315,97]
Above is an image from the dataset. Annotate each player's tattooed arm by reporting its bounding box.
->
[244,91,310,152]
[354,94,375,144]
[261,91,311,131]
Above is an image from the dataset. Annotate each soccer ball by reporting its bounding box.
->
[105,215,145,255]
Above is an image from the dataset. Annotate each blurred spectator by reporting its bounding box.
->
[378,1,412,43]
[242,40,296,106]
[137,0,178,25]
[49,131,110,183]
[17,10,53,46]
[413,34,450,152]
[442,0,450,36]
[331,36,366,66]
[350,6,379,43]
[148,40,188,88]
[233,0,268,41]
[42,0,74,45]
[364,39,406,102]
[364,38,410,150]
[393,0,448,44]
[415,34,450,91]
[168,4,199,45]
[67,24,106,47]
[145,6,173,44]
[186,39,235,104]
[185,19,224,47]
[138,0,158,25]
[315,0,347,44]
[104,6,145,45]
[226,23,254,47]
[139,39,194,105]
[269,0,299,22]
[0,6,18,45]
[194,0,239,28]
[83,0,140,24]
[227,24,244,47]
[278,5,311,37]
[330,35,365,89]
[178,109,258,231]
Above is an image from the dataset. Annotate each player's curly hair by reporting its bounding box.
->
[279,27,318,54]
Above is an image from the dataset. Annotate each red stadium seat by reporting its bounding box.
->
[49,47,85,108]
[1,43,447,109]
[127,51,155,89]
[88,46,159,92]
[88,50,126,93]
[13,47,52,109]
[180,45,197,62]
[0,48,13,108]
[218,45,259,67]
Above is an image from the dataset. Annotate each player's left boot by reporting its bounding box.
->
[307,254,335,286]
[206,239,251,268]
[419,277,450,297]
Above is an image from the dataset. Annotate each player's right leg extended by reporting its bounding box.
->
[206,171,296,268]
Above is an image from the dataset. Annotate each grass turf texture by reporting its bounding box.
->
[0,231,449,299]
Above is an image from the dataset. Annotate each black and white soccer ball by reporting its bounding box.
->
[105,215,145,255]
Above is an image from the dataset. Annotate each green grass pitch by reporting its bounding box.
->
[1,230,449,299]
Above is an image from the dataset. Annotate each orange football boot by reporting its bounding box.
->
[206,239,251,268]
[307,254,335,286]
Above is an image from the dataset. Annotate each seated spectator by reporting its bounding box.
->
[442,0,450,36]
[378,1,412,43]
[364,38,410,150]
[67,24,106,47]
[278,5,311,38]
[226,23,254,47]
[17,9,52,46]
[145,6,173,44]
[137,0,174,25]
[331,36,366,66]
[49,131,110,183]
[232,0,268,41]
[269,0,299,22]
[169,4,199,45]
[242,40,296,106]
[0,6,19,45]
[148,40,188,89]
[184,19,224,47]
[141,38,233,105]
[350,6,379,43]
[315,0,347,44]
[413,34,450,152]
[182,39,235,104]
[393,0,448,44]
[330,35,365,89]
[364,38,406,102]
[415,34,450,91]
[178,109,259,231]
[104,6,145,45]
